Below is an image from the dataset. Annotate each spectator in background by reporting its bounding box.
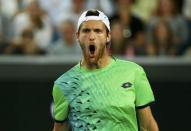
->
[0,4,13,53]
[126,29,148,57]
[132,0,158,22]
[39,0,114,27]
[0,13,8,54]
[86,0,114,17]
[182,0,191,56]
[110,0,146,57]
[0,26,8,54]
[38,0,71,27]
[110,20,125,55]
[183,0,191,19]
[3,27,41,55]
[12,0,52,52]
[111,20,147,57]
[147,0,189,56]
[38,0,91,29]
[0,0,18,18]
[59,0,87,25]
[147,20,176,56]
[0,0,37,17]
[0,0,39,43]
[0,0,17,40]
[47,20,81,55]
[49,0,87,44]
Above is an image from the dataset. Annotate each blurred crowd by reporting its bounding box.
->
[0,0,191,57]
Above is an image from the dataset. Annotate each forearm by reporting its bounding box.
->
[53,122,69,131]
[140,122,159,131]
[137,107,159,131]
[140,117,159,131]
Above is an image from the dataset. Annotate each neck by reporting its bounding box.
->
[81,49,112,70]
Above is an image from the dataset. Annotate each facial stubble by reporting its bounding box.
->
[79,41,107,68]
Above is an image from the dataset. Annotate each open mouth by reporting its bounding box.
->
[89,45,96,55]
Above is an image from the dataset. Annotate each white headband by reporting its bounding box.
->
[77,10,110,32]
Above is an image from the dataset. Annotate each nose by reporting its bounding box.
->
[89,32,95,41]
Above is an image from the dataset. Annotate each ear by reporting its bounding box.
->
[106,32,111,43]
[76,32,79,41]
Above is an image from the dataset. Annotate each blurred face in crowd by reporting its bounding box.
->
[76,20,111,65]
[111,21,124,54]
[159,0,176,15]
[59,20,75,46]
[155,22,170,42]
[27,1,43,28]
[153,20,173,54]
[72,0,85,13]
[27,1,42,16]
[111,21,123,44]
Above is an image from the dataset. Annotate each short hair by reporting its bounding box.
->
[85,9,100,16]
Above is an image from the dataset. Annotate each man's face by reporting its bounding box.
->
[77,20,111,65]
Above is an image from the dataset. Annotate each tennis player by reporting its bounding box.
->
[52,9,159,131]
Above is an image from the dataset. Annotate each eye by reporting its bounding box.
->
[82,28,90,33]
[94,29,102,33]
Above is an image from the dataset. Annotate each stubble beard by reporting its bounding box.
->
[81,44,107,69]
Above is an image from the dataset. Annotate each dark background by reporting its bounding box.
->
[0,56,191,131]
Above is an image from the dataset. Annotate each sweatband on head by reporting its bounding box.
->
[77,9,111,32]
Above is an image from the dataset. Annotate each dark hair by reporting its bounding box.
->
[86,9,99,16]
[155,0,180,16]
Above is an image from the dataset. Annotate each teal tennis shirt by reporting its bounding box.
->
[52,58,155,131]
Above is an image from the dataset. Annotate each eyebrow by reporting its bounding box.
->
[81,28,103,32]
[81,28,90,32]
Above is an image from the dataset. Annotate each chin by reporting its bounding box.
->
[88,57,98,65]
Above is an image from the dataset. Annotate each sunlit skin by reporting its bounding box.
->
[76,20,111,69]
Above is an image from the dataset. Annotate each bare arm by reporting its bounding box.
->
[137,106,159,131]
[53,122,70,131]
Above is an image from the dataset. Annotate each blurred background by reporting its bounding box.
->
[0,0,191,130]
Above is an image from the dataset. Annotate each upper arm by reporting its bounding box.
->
[52,84,70,131]
[137,106,159,131]
[52,84,69,122]
[134,67,155,108]
[134,67,158,130]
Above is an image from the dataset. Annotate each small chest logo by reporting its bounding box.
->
[121,82,132,88]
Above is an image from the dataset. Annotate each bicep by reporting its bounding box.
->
[137,106,159,131]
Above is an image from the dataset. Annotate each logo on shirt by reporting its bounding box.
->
[121,82,132,88]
